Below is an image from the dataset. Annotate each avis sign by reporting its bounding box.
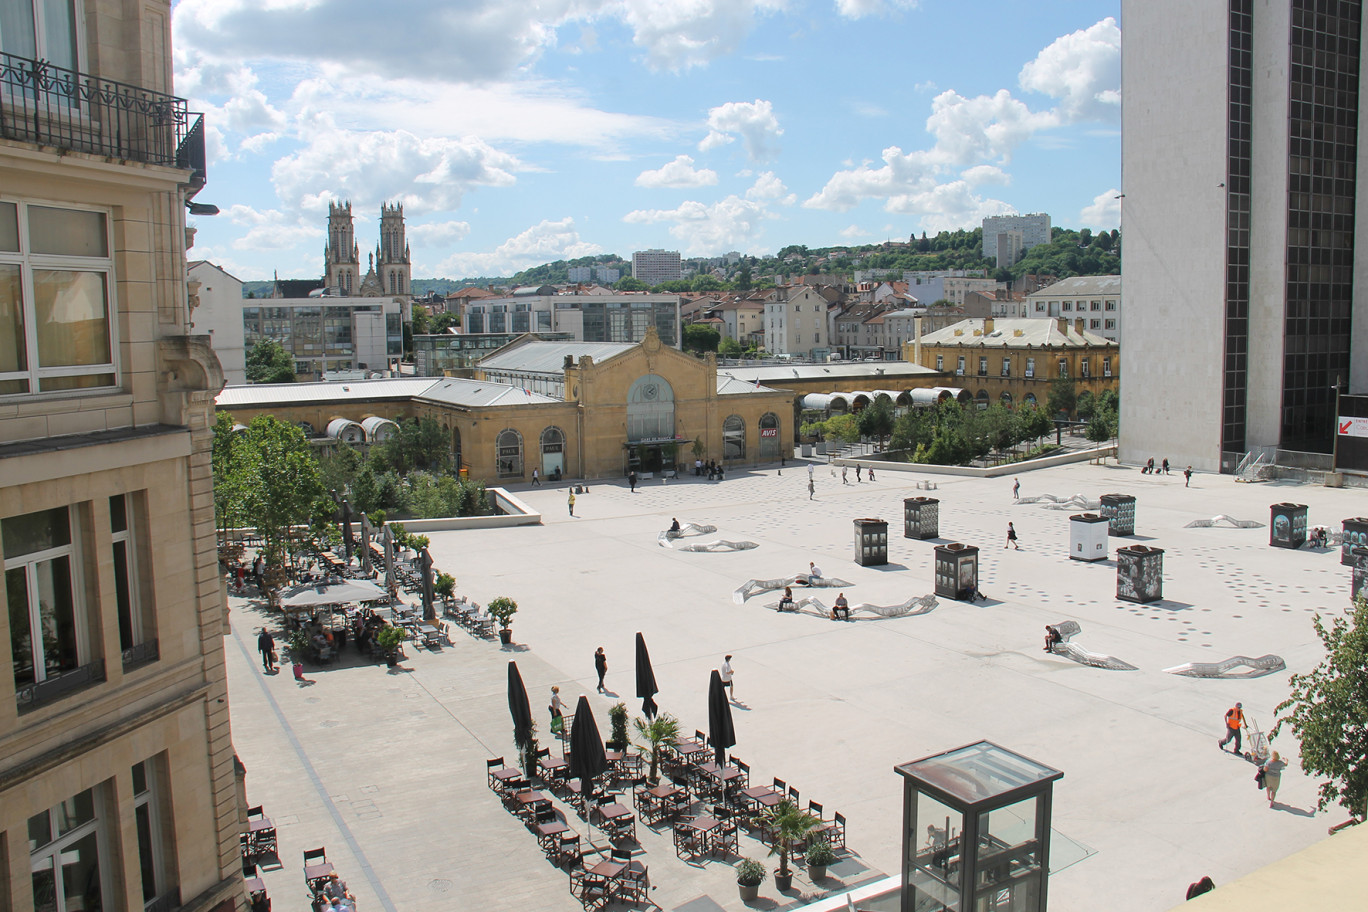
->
[1338,416,1368,438]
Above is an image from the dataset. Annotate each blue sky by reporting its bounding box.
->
[173,0,1121,281]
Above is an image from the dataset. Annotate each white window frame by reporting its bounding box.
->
[0,0,87,72]
[133,756,171,905]
[935,355,943,371]
[978,356,987,376]
[1058,358,1069,378]
[1081,359,1091,378]
[28,784,108,912]
[1105,319,1116,330]
[1025,357,1035,378]
[4,505,91,690]
[0,198,119,397]
[1001,358,1011,377]
[956,355,965,376]
[110,493,139,650]
[1103,357,1112,377]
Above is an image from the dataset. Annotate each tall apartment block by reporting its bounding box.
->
[1121,0,1366,471]
[1,2,243,910]
[981,213,1051,262]
[631,248,682,286]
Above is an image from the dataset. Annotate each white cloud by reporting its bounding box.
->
[839,224,868,239]
[623,194,775,255]
[437,218,602,277]
[1079,188,1122,229]
[271,127,521,215]
[699,99,782,161]
[1018,17,1121,123]
[223,205,321,251]
[617,0,788,72]
[924,89,1053,167]
[745,172,796,204]
[635,155,719,189]
[409,220,473,248]
[961,164,1008,186]
[834,0,918,19]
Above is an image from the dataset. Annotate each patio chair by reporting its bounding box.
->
[732,757,751,788]
[556,831,582,868]
[673,819,705,860]
[812,810,847,852]
[486,757,506,790]
[302,847,333,893]
[611,848,650,902]
[568,864,613,911]
[712,815,739,858]
[246,805,277,857]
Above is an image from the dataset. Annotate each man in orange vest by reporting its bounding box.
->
[1218,702,1245,754]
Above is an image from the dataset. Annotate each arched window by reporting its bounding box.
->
[1024,392,1037,406]
[976,389,990,410]
[758,412,781,461]
[496,429,523,477]
[999,391,1013,408]
[540,426,566,476]
[451,426,462,471]
[627,375,675,442]
[723,415,746,460]
[297,421,315,438]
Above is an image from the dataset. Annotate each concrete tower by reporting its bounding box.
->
[324,200,360,294]
[377,202,411,297]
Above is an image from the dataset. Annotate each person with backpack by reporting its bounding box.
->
[1218,702,1245,754]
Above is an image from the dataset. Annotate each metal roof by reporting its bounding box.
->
[478,341,636,376]
[718,362,938,385]
[415,377,559,407]
[716,375,781,395]
[919,318,1116,348]
[1028,275,1122,297]
[215,378,440,408]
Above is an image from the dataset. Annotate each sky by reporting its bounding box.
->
[173,0,1122,282]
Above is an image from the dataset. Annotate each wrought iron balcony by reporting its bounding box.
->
[16,659,106,712]
[122,638,160,670]
[0,52,205,190]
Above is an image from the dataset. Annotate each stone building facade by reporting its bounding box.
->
[0,2,243,910]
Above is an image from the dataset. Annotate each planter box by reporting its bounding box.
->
[934,543,979,601]
[1069,513,1109,562]
[904,497,939,540]
[1117,545,1163,603]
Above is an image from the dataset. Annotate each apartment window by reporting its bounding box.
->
[111,493,157,668]
[1103,357,1112,377]
[1090,300,1101,311]
[1025,357,1035,378]
[1034,302,1045,312]
[1090,319,1101,329]
[1062,301,1072,311]
[935,355,943,371]
[1,0,83,71]
[133,756,175,906]
[956,355,965,376]
[0,201,117,395]
[1058,359,1068,378]
[5,505,101,705]
[1081,359,1091,378]
[1105,319,1116,331]
[1001,358,1011,377]
[29,785,108,912]
[978,356,987,376]
[1105,301,1116,311]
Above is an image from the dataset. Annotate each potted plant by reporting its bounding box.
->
[287,629,309,663]
[375,624,408,666]
[755,799,820,892]
[607,702,629,751]
[632,713,679,783]
[735,858,766,902]
[805,840,836,881]
[434,572,456,607]
[487,596,518,645]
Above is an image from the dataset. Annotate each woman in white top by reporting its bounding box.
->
[549,685,565,722]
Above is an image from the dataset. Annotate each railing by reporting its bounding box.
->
[16,659,106,712]
[0,52,204,187]
[122,639,160,670]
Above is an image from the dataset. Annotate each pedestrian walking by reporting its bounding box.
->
[1012,477,1020,500]
[720,654,735,698]
[628,470,638,492]
[842,466,849,485]
[1218,702,1245,754]
[567,490,576,516]
[808,463,815,481]
[549,685,566,732]
[594,647,607,693]
[695,457,703,477]
[1162,458,1170,475]
[532,467,540,486]
[1260,751,1286,805]
[252,554,266,590]
[808,479,815,500]
[867,466,875,482]
[257,628,276,673]
[1184,465,1193,487]
[1005,521,1020,549]
[855,464,863,482]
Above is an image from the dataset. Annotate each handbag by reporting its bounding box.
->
[550,714,564,734]
[1255,768,1266,789]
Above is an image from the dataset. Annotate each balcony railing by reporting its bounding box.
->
[16,659,106,712]
[0,52,204,189]
[122,639,160,670]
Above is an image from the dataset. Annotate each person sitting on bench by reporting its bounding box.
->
[831,592,850,620]
[1044,625,1063,652]
[778,587,795,611]
[669,518,681,533]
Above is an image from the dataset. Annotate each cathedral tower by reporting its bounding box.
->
[377,202,411,297]
[324,200,360,294]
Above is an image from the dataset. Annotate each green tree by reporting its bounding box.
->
[735,262,753,291]
[318,443,363,496]
[373,418,451,475]
[682,323,721,354]
[411,304,431,336]
[211,412,252,540]
[691,274,723,292]
[1085,410,1113,446]
[1047,376,1077,417]
[1075,390,1096,420]
[244,339,297,383]
[718,336,743,357]
[615,276,649,291]
[431,311,460,333]
[655,280,693,293]
[890,407,935,453]
[1019,404,1054,444]
[238,416,329,575]
[823,413,861,444]
[857,398,895,446]
[1274,596,1368,818]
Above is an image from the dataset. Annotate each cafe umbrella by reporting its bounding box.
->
[569,695,608,800]
[419,545,435,621]
[340,498,354,562]
[507,662,536,776]
[708,669,736,766]
[381,524,396,596]
[360,513,373,575]
[635,632,659,720]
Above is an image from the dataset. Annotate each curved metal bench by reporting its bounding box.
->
[1163,655,1285,678]
[732,574,852,604]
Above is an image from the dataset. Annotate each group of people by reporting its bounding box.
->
[1143,457,1195,486]
[312,872,355,911]
[1219,702,1287,806]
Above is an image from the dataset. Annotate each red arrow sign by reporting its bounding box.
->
[1342,421,1354,435]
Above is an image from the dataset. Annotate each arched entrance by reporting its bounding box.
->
[625,375,677,474]
[723,415,746,461]
[758,412,781,461]
[540,426,566,478]
[496,428,523,478]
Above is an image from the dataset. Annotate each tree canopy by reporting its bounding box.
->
[682,323,720,354]
[245,339,296,383]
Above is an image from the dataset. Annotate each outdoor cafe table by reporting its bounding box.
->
[694,761,744,788]
[593,802,636,840]
[672,737,710,761]
[417,624,442,647]
[514,790,552,821]
[676,815,722,857]
[586,859,627,896]
[637,783,684,823]
[740,785,784,810]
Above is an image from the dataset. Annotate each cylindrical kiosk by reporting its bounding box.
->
[903,497,940,540]
[934,543,979,601]
[854,518,889,566]
[1069,513,1110,562]
[1270,503,1308,549]
[1352,547,1368,603]
[1116,544,1164,603]
[1341,518,1368,565]
[1099,493,1136,536]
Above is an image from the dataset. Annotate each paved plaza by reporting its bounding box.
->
[225,459,1360,911]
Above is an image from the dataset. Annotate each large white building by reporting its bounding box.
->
[462,291,682,347]
[631,248,682,285]
[1121,0,1366,472]
[763,286,831,359]
[982,213,1052,261]
[1025,275,1123,343]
